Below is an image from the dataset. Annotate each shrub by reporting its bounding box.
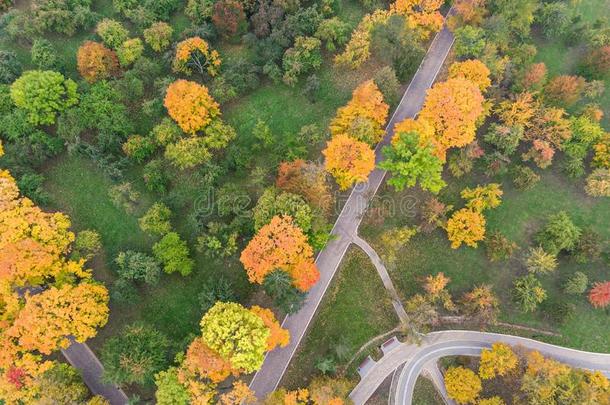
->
[111,277,139,304]
[122,134,156,163]
[117,38,144,67]
[144,22,174,52]
[96,19,129,49]
[511,165,540,190]
[72,230,102,262]
[484,124,524,156]
[536,211,582,255]
[108,182,140,213]
[563,271,588,295]
[485,231,517,262]
[373,66,400,106]
[139,203,172,235]
[35,363,89,404]
[585,168,610,197]
[0,50,21,84]
[31,39,58,70]
[544,75,586,107]
[525,246,557,274]
[115,251,161,285]
[77,41,120,83]
[588,281,610,308]
[101,323,169,385]
[513,274,546,313]
[153,232,194,276]
[10,70,78,125]
[573,229,602,263]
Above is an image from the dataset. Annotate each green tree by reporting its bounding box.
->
[115,251,161,285]
[96,19,129,49]
[282,36,322,86]
[139,202,172,235]
[101,323,170,385]
[315,17,350,51]
[380,131,446,193]
[144,22,174,52]
[536,211,581,255]
[154,368,189,405]
[253,187,313,232]
[31,39,59,70]
[10,70,78,125]
[525,247,557,274]
[72,229,102,262]
[153,232,194,276]
[198,276,235,313]
[263,270,306,314]
[0,50,22,84]
[200,302,270,373]
[536,2,571,40]
[513,274,547,313]
[35,363,89,404]
[453,25,486,59]
[117,38,144,67]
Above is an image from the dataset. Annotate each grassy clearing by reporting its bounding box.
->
[361,164,610,352]
[412,377,444,405]
[282,248,398,388]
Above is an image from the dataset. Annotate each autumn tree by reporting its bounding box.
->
[446,208,486,249]
[200,302,284,372]
[448,59,492,92]
[588,281,610,308]
[10,70,78,125]
[519,62,547,91]
[390,0,443,40]
[585,168,610,197]
[525,107,572,151]
[322,134,375,190]
[380,131,446,193]
[182,337,236,383]
[525,247,557,274]
[445,366,482,404]
[77,41,120,83]
[544,75,586,107]
[478,343,518,379]
[250,305,290,350]
[419,78,485,160]
[335,10,392,68]
[513,274,546,313]
[212,0,246,38]
[329,80,389,145]
[240,215,319,291]
[164,79,221,134]
[461,184,502,212]
[276,160,333,214]
[496,92,536,127]
[461,284,500,324]
[172,37,221,77]
[144,22,174,52]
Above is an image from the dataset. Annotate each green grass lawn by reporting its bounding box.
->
[282,248,398,388]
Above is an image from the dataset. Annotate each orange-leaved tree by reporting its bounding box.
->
[588,281,610,308]
[391,0,444,40]
[240,215,319,291]
[419,77,485,160]
[276,159,334,215]
[77,40,120,83]
[164,79,221,134]
[329,80,389,145]
[0,170,109,403]
[172,36,222,77]
[322,134,375,190]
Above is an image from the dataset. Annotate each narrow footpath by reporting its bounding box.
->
[248,18,456,399]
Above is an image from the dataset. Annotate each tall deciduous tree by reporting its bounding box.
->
[478,343,518,379]
[164,79,221,134]
[240,215,319,291]
[446,208,486,249]
[172,37,221,77]
[77,41,120,83]
[444,366,482,404]
[419,78,485,160]
[322,134,375,190]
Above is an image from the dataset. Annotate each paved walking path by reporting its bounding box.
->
[62,339,129,405]
[349,330,610,405]
[248,18,456,400]
[352,236,408,324]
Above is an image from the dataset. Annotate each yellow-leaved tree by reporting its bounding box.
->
[322,134,375,190]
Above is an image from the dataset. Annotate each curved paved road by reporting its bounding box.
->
[348,330,610,405]
[248,14,456,400]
